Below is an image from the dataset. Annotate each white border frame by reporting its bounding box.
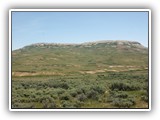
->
[9,9,151,111]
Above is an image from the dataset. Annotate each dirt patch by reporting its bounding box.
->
[79,65,145,74]
[109,65,124,68]
[12,71,65,77]
[109,65,140,68]
[79,70,105,74]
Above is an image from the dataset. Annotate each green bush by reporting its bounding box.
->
[107,90,136,108]
[77,93,87,101]
[54,88,65,95]
[69,89,78,97]
[61,101,73,108]
[112,98,135,108]
[114,91,128,98]
[60,93,71,100]
[109,82,140,91]
[86,90,98,100]
[59,82,69,89]
[91,85,105,94]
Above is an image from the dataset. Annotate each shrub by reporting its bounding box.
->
[54,88,65,95]
[141,90,148,102]
[86,90,98,100]
[114,91,128,98]
[112,98,135,108]
[61,101,73,108]
[69,89,78,97]
[48,102,57,108]
[60,93,71,100]
[107,90,136,108]
[109,82,140,91]
[41,97,57,108]
[76,88,83,94]
[77,93,87,102]
[91,85,105,94]
[59,82,69,89]
[73,101,84,108]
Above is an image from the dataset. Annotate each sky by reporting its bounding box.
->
[12,11,149,50]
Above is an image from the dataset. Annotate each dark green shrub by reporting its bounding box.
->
[91,86,105,94]
[70,90,78,97]
[76,88,83,94]
[109,82,140,91]
[60,93,71,100]
[114,91,128,98]
[50,94,58,99]
[86,90,98,100]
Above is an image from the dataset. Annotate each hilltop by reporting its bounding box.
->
[19,40,146,48]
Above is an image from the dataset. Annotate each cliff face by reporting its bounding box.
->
[22,40,146,48]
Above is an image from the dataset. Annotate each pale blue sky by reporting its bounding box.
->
[12,11,148,50]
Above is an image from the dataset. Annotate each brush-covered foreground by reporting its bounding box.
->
[12,41,149,109]
[12,70,148,108]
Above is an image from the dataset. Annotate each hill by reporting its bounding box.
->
[11,40,149,109]
[12,40,148,76]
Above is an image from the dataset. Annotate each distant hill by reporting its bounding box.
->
[12,40,148,76]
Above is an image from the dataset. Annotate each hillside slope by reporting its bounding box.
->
[12,40,148,76]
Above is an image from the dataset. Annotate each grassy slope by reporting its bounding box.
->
[12,42,148,73]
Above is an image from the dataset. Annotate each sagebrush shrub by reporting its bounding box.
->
[110,82,140,91]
